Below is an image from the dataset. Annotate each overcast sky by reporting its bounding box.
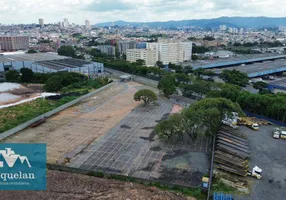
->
[0,0,285,25]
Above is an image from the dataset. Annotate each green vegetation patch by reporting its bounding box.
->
[212,180,236,194]
[0,96,77,133]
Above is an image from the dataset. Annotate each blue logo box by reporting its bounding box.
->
[0,143,46,190]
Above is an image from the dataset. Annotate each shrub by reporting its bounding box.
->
[44,75,63,92]
[20,68,34,82]
[5,70,20,82]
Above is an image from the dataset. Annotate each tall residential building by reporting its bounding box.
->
[126,49,157,66]
[233,28,238,34]
[118,40,137,55]
[147,40,192,65]
[58,21,63,29]
[0,36,29,51]
[63,18,69,28]
[96,45,115,56]
[39,18,44,27]
[239,28,244,34]
[85,20,91,30]
[278,26,286,32]
[219,25,227,31]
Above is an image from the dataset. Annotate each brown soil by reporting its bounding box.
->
[3,82,142,163]
[0,170,196,200]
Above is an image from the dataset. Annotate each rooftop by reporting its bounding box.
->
[0,53,67,64]
[35,58,93,71]
[187,54,286,69]
[211,59,286,77]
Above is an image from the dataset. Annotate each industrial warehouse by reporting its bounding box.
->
[0,53,104,76]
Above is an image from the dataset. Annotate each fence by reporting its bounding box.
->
[207,135,216,200]
[46,163,199,191]
[244,110,286,127]
[0,82,114,141]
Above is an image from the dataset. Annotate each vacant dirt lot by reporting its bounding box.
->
[3,81,144,163]
[0,170,194,200]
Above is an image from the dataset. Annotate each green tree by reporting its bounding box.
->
[44,75,63,92]
[253,81,268,90]
[134,89,157,106]
[155,113,185,141]
[203,70,216,78]
[27,49,37,54]
[175,73,190,84]
[90,48,108,58]
[5,70,20,82]
[158,75,176,96]
[203,36,215,41]
[220,69,249,86]
[135,59,145,66]
[156,61,164,68]
[57,45,75,57]
[193,68,205,79]
[184,98,244,136]
[156,98,244,142]
[20,68,34,82]
[184,80,211,98]
[192,54,199,60]
[192,46,210,54]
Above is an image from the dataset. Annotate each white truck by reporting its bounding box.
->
[281,131,286,139]
[247,166,262,179]
[273,128,286,139]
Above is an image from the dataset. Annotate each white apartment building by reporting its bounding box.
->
[63,18,69,28]
[39,18,44,27]
[147,40,192,65]
[85,20,91,30]
[219,25,227,31]
[126,49,157,66]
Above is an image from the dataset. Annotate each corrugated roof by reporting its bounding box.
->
[0,53,67,63]
[193,55,286,69]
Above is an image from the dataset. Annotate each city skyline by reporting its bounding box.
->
[0,0,285,25]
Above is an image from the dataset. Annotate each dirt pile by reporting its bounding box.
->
[0,170,195,200]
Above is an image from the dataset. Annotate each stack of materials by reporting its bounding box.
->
[214,126,250,176]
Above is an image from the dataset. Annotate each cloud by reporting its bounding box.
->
[85,0,133,12]
[0,0,285,24]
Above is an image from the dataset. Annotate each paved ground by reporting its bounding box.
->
[3,82,142,163]
[70,96,210,187]
[234,125,286,200]
[268,77,286,86]
[0,170,194,200]
[3,80,210,188]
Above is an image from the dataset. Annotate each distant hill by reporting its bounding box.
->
[96,17,286,28]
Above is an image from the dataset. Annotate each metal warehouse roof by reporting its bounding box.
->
[35,58,93,69]
[193,55,286,69]
[211,59,286,78]
[0,53,67,63]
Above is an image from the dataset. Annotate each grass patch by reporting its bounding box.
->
[212,179,236,194]
[0,96,77,133]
